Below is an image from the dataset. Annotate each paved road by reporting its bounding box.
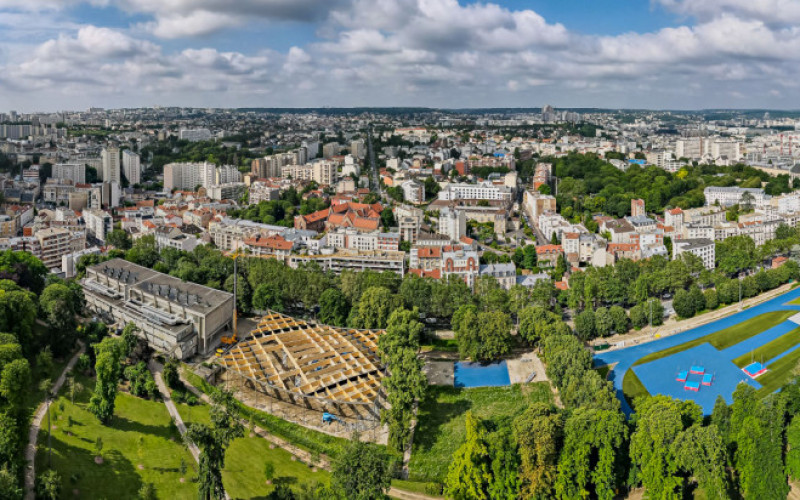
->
[595,285,800,415]
[25,343,86,500]
[366,127,384,198]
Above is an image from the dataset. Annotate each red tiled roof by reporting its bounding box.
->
[535,244,563,254]
[244,234,293,251]
[408,268,442,279]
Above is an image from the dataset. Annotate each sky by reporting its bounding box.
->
[0,0,799,111]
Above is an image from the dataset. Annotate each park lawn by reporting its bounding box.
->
[633,310,798,366]
[35,376,197,499]
[409,383,552,483]
[622,369,650,407]
[176,402,330,500]
[732,326,800,368]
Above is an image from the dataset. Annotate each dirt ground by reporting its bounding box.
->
[423,360,454,386]
[506,351,547,384]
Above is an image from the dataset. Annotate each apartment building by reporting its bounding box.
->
[36,227,75,269]
[401,180,425,204]
[52,163,85,184]
[84,209,113,244]
[281,161,338,186]
[704,186,770,210]
[101,147,120,184]
[288,250,405,275]
[164,162,241,191]
[122,150,141,185]
[673,238,716,270]
[437,181,513,204]
[325,228,400,252]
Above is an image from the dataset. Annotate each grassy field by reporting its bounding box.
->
[176,403,329,499]
[409,383,552,483]
[633,311,797,367]
[35,375,197,499]
[732,326,800,368]
[622,369,650,406]
[755,347,800,395]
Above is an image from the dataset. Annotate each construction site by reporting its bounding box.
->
[214,311,389,443]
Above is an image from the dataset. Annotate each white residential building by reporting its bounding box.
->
[101,146,121,184]
[401,180,425,204]
[704,186,770,210]
[122,150,141,185]
[437,181,513,203]
[52,163,85,184]
[84,209,113,244]
[438,205,466,242]
[673,238,716,270]
[164,162,241,191]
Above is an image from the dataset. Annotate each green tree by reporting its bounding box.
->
[594,307,613,337]
[125,235,160,268]
[730,386,788,499]
[786,415,800,481]
[332,434,392,500]
[703,289,719,310]
[35,469,61,500]
[513,403,562,499]
[378,309,427,451]
[555,407,627,500]
[609,305,629,334]
[252,282,284,313]
[445,411,492,500]
[350,286,400,330]
[0,358,30,411]
[106,229,132,250]
[573,310,596,340]
[186,389,244,500]
[672,424,728,500]
[0,465,22,499]
[0,290,36,354]
[629,396,692,499]
[39,283,80,355]
[88,338,124,424]
[318,289,350,327]
[672,289,695,319]
[486,427,521,500]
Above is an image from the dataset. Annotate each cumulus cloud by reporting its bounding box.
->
[655,0,800,26]
[3,0,800,108]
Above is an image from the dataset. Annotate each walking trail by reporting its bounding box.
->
[24,342,85,500]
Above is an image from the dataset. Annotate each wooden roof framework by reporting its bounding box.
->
[218,312,384,406]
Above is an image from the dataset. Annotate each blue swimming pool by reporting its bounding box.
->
[454,361,511,388]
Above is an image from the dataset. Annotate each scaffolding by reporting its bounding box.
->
[215,312,387,437]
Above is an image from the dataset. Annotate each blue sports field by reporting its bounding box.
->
[595,286,800,415]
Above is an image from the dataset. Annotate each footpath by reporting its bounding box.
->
[24,342,86,500]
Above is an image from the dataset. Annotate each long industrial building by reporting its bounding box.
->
[82,259,234,359]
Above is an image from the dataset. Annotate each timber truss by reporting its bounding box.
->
[218,312,385,407]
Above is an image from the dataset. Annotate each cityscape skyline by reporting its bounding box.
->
[1,0,799,111]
